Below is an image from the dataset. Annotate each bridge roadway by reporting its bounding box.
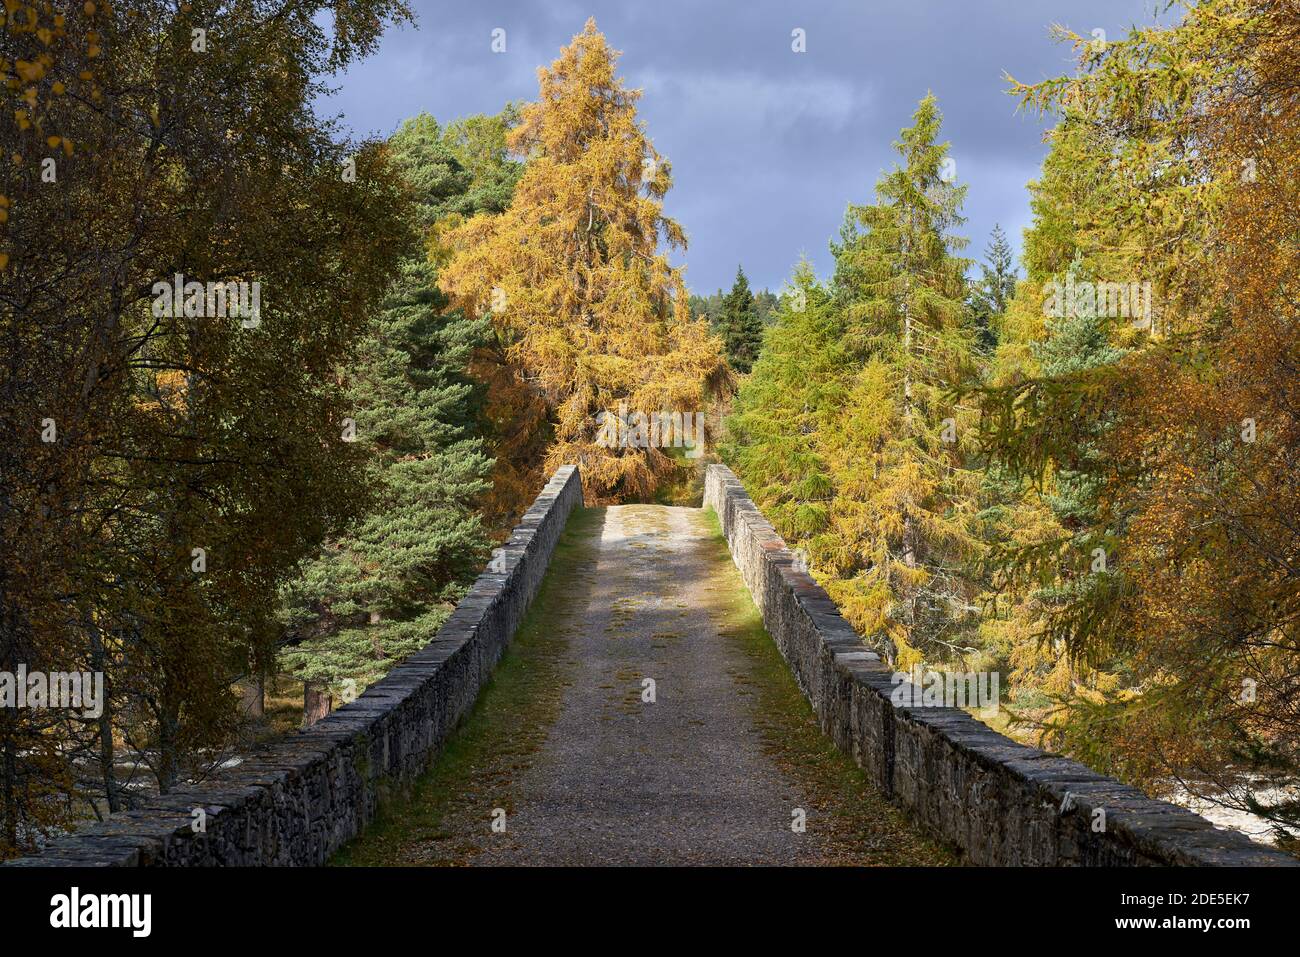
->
[333,504,950,866]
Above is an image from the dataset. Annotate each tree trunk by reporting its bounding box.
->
[303,681,331,727]
[88,623,120,813]
[240,674,265,718]
[2,733,16,852]
[156,703,180,795]
[96,709,120,812]
[898,225,919,659]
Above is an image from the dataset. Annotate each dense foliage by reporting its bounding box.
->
[0,0,412,855]
[276,111,519,707]
[440,20,727,508]
[980,0,1300,833]
[724,0,1300,839]
[726,95,982,670]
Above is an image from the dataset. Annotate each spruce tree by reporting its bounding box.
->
[719,266,764,373]
[969,224,1017,351]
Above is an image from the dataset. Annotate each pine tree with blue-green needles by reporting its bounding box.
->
[279,110,520,704]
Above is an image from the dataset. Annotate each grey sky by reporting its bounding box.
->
[321,1,1172,295]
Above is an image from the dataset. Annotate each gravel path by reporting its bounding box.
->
[336,504,950,867]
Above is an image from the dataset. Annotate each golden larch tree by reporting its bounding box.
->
[440,19,726,507]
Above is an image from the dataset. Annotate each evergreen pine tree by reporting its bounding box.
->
[968,224,1017,352]
[278,109,519,708]
[718,266,764,373]
[279,257,494,695]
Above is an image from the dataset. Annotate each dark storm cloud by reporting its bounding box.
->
[320,1,1173,293]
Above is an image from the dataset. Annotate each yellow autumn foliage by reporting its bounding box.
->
[440,19,726,508]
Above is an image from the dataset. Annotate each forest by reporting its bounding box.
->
[1,0,1297,861]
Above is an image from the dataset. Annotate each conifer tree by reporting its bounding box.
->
[753,290,780,327]
[982,1,1300,829]
[974,255,1129,738]
[278,110,518,711]
[440,19,727,506]
[718,266,764,373]
[815,94,980,668]
[725,96,981,670]
[968,101,1144,742]
[722,264,843,537]
[278,258,494,700]
[969,224,1017,352]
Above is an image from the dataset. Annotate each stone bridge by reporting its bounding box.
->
[6,466,1294,866]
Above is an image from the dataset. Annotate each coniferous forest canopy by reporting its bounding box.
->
[1,0,1298,867]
